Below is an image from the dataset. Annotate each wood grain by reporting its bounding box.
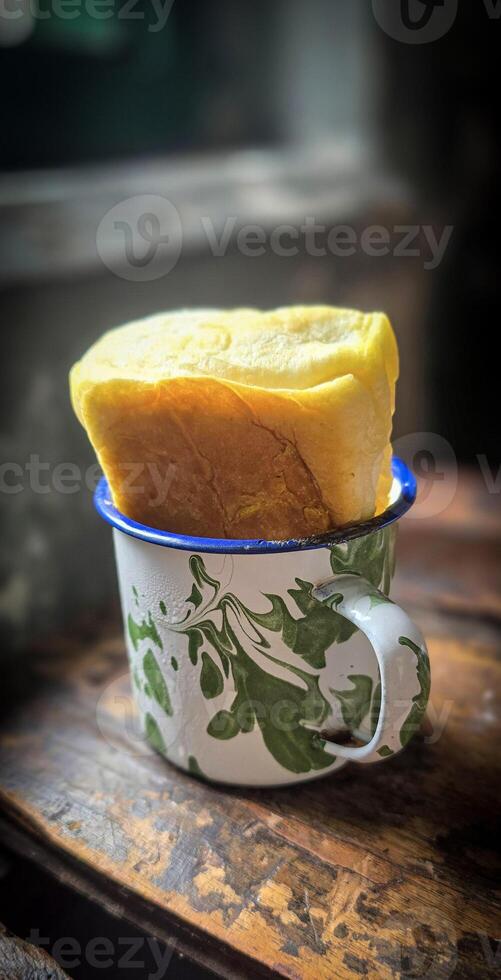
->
[0,470,500,979]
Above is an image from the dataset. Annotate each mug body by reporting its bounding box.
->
[95,457,419,788]
[112,521,398,787]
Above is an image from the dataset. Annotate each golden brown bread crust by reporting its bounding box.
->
[70,307,398,539]
[87,379,332,539]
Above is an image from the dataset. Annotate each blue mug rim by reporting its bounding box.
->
[93,456,416,555]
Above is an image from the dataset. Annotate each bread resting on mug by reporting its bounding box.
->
[70,306,399,540]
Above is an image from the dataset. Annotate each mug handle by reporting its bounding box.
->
[309,573,431,763]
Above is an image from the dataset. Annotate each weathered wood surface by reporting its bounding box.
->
[0,470,500,979]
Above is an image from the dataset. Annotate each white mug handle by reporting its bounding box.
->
[310,574,431,763]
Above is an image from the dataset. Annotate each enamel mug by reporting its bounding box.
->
[95,457,430,787]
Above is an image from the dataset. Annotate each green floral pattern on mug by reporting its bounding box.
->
[331,674,375,732]
[128,610,173,725]
[331,636,430,748]
[144,712,167,755]
[125,524,429,775]
[164,555,334,775]
[398,636,431,746]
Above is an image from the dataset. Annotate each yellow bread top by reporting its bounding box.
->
[71,306,397,406]
[70,307,399,539]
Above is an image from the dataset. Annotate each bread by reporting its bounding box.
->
[70,306,398,539]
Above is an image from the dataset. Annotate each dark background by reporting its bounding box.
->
[0,0,498,645]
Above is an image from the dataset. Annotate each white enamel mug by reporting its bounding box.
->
[95,458,430,787]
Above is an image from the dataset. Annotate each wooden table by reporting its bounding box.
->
[1,471,500,979]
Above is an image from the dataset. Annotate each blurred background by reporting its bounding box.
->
[0,0,498,654]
